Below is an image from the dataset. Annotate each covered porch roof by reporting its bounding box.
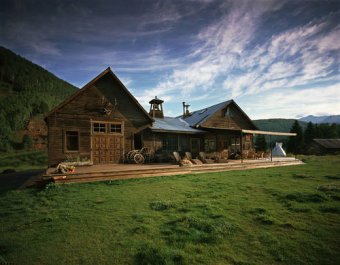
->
[198,127,297,137]
[241,129,297,137]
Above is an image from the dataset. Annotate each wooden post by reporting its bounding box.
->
[177,135,180,152]
[240,131,243,163]
[294,135,297,160]
[270,135,272,162]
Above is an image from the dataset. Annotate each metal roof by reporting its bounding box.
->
[150,117,206,134]
[313,139,340,149]
[181,100,232,127]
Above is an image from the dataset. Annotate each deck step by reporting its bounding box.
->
[47,160,303,185]
[44,166,187,180]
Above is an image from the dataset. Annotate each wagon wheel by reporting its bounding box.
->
[134,153,145,164]
[140,147,148,155]
[126,151,133,161]
[128,150,138,162]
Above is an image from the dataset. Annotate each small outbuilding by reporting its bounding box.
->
[306,139,340,155]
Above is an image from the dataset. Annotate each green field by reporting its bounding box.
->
[0,156,339,265]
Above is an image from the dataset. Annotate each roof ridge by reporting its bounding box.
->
[191,100,232,114]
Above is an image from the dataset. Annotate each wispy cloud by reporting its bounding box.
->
[141,0,339,117]
[1,0,338,118]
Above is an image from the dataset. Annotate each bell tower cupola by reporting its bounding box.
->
[149,96,164,118]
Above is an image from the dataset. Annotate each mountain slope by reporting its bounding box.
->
[0,46,77,151]
[299,115,340,124]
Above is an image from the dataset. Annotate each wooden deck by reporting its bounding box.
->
[42,157,303,185]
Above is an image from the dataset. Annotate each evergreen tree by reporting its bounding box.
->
[287,120,304,154]
[304,122,315,145]
[328,123,339,138]
[255,135,267,151]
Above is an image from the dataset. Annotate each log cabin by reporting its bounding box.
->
[45,68,258,167]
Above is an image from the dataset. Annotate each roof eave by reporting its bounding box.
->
[150,128,206,134]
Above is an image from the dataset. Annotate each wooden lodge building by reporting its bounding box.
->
[45,68,287,167]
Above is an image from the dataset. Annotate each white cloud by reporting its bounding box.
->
[244,83,340,119]
[315,25,340,52]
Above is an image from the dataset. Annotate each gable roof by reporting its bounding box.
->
[313,139,340,149]
[181,99,258,129]
[45,67,153,124]
[181,101,231,127]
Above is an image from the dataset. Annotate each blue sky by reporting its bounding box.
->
[1,0,339,119]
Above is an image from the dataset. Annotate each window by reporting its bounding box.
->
[162,135,178,152]
[93,123,106,133]
[65,131,79,151]
[110,124,122,133]
[223,140,229,149]
[204,139,216,152]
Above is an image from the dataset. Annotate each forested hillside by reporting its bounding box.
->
[253,119,340,154]
[0,46,77,151]
[252,119,308,148]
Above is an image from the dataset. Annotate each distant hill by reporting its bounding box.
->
[299,115,340,124]
[252,119,308,145]
[253,119,307,133]
[0,46,77,151]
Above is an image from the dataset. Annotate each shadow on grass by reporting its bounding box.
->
[134,243,187,265]
[0,169,45,194]
[161,214,239,246]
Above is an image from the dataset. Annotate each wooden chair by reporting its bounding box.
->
[185,152,203,165]
[247,150,256,159]
[256,151,264,159]
[199,152,215,164]
[218,149,229,163]
[242,150,249,160]
[173,151,181,164]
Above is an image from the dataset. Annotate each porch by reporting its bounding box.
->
[43,157,303,184]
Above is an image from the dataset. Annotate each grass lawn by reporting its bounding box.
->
[0,151,47,173]
[0,156,339,265]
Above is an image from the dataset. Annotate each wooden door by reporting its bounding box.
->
[108,135,123,163]
[92,134,123,164]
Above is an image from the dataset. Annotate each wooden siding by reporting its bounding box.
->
[46,85,147,166]
[95,74,152,128]
[201,103,255,130]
